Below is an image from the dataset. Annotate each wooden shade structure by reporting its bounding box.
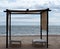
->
[4,8,51,48]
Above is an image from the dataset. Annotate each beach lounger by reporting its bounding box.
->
[32,39,47,47]
[10,40,21,48]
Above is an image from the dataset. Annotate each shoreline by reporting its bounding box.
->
[0,34,60,37]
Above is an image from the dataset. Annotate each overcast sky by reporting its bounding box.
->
[0,0,60,25]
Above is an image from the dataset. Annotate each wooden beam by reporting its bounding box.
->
[4,8,51,12]
[11,12,40,14]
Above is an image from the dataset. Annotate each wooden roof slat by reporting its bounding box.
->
[4,8,51,12]
[11,13,40,14]
[11,12,40,14]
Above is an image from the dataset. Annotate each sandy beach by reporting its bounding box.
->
[0,35,60,49]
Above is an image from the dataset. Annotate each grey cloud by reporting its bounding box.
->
[0,12,5,17]
[34,1,60,12]
[11,22,39,25]
[12,17,33,19]
[8,0,16,3]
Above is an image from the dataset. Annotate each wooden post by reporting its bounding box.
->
[6,9,8,48]
[47,11,48,48]
[40,12,42,39]
[8,12,11,46]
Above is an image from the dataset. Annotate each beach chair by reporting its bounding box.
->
[10,40,21,48]
[32,39,47,47]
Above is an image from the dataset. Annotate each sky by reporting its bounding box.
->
[0,0,60,25]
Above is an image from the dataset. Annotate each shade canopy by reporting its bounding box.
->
[4,8,51,48]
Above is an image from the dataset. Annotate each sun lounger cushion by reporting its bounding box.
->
[32,39,47,43]
[10,40,21,48]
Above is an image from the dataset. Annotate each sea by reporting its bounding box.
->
[0,25,60,36]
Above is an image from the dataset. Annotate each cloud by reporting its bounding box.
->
[11,22,39,25]
[53,13,60,17]
[0,0,59,9]
[11,18,40,22]
[0,0,60,11]
[0,0,60,25]
[49,11,60,25]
